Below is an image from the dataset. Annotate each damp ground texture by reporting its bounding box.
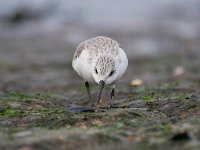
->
[0,50,200,150]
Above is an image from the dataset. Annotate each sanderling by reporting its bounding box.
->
[72,36,128,107]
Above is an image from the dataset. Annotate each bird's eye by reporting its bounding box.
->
[109,70,115,76]
[95,68,98,74]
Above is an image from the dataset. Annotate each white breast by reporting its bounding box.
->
[72,49,95,83]
[117,48,128,79]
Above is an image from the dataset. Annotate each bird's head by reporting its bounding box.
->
[92,55,118,102]
[92,55,117,85]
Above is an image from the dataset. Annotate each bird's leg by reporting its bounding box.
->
[85,81,93,106]
[109,85,115,108]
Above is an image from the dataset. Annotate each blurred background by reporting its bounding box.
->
[0,0,200,92]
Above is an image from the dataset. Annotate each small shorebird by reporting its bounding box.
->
[72,36,128,107]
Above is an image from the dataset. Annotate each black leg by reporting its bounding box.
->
[109,85,115,107]
[85,81,93,106]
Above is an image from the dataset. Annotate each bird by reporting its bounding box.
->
[72,36,128,107]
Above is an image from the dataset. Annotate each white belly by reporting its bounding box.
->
[73,50,95,83]
[117,48,128,80]
[73,48,128,84]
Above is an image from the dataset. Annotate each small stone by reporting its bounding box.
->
[173,66,184,76]
[130,79,143,86]
[92,119,104,127]
[76,122,87,129]
[98,99,104,103]
[126,135,134,142]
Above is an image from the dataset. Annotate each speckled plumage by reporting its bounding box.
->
[72,36,120,65]
[72,36,128,106]
[72,36,128,85]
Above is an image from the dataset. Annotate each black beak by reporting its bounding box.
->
[97,80,105,103]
